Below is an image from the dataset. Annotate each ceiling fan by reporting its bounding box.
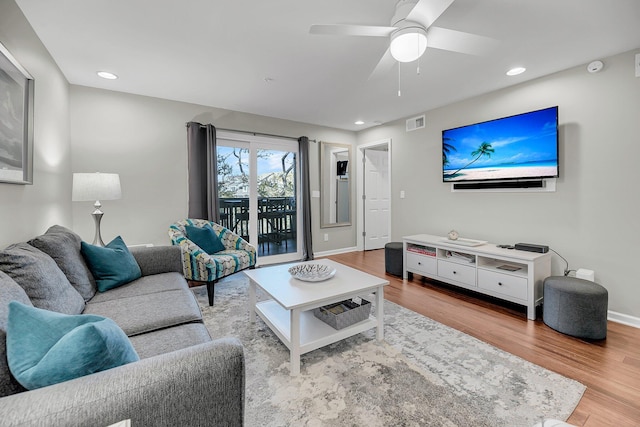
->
[310,0,495,79]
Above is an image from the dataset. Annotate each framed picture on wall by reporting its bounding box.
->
[0,41,34,185]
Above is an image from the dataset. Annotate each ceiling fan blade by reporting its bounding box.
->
[406,0,455,28]
[367,48,396,81]
[426,26,499,55]
[310,24,395,37]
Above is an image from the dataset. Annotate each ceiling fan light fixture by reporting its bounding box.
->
[390,26,427,63]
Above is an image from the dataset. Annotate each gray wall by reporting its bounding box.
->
[3,0,638,319]
[0,1,71,247]
[358,49,640,319]
[69,86,357,250]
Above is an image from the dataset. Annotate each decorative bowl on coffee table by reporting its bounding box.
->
[288,263,336,282]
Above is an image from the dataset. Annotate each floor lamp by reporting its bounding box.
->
[72,172,121,247]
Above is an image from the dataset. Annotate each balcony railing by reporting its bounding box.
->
[219,197,296,252]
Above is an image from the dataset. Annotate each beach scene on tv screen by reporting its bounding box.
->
[443,107,558,182]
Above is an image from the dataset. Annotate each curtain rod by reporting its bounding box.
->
[187,122,317,143]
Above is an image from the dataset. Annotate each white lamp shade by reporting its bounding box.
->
[390,27,427,63]
[72,173,122,201]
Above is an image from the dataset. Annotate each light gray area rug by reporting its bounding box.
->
[194,276,585,427]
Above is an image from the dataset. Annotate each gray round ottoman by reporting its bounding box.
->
[543,276,608,340]
[384,242,403,277]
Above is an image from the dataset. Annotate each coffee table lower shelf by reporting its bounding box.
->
[255,299,378,357]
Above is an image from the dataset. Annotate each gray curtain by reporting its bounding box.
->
[299,136,313,260]
[186,122,219,221]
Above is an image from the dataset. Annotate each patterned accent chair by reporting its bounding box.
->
[169,219,257,305]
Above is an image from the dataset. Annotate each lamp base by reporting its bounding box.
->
[92,211,105,247]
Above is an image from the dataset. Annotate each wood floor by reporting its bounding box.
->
[326,249,640,427]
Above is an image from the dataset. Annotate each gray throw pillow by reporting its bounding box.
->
[29,225,97,301]
[0,243,85,315]
[0,270,31,397]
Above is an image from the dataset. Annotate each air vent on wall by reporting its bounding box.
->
[406,115,425,132]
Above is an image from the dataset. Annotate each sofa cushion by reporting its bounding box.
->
[186,224,225,254]
[28,225,97,301]
[0,243,85,315]
[88,272,188,304]
[81,236,142,292]
[0,271,31,397]
[83,289,203,336]
[129,323,211,359]
[6,301,139,390]
[129,245,182,276]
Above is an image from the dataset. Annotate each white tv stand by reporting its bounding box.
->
[402,234,551,320]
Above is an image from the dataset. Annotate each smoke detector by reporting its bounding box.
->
[587,60,604,73]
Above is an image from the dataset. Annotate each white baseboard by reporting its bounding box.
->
[314,247,358,258]
[608,310,640,329]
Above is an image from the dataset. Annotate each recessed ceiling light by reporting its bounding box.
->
[354,120,365,125]
[506,67,526,76]
[97,71,118,80]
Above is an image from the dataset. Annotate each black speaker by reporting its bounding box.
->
[453,180,544,190]
[514,243,549,253]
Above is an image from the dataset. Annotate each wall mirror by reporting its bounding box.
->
[320,141,351,228]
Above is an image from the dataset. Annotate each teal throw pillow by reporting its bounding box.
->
[81,236,142,292]
[6,301,139,390]
[186,224,226,254]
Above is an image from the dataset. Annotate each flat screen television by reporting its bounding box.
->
[442,106,559,183]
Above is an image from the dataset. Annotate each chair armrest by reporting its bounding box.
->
[173,237,217,282]
[0,338,245,427]
[129,245,183,276]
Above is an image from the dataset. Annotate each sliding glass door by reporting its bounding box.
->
[217,131,301,264]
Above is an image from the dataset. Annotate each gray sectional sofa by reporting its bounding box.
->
[0,225,244,427]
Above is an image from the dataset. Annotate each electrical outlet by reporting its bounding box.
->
[400,190,405,199]
[323,233,328,242]
[636,53,640,77]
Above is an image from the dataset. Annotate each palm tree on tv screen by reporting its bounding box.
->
[442,137,456,166]
[446,142,495,177]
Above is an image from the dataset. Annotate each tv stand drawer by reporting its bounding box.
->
[437,260,475,287]
[477,269,527,300]
[406,253,437,276]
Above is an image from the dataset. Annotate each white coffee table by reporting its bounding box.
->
[245,259,389,375]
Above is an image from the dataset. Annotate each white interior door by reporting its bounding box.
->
[363,148,390,250]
